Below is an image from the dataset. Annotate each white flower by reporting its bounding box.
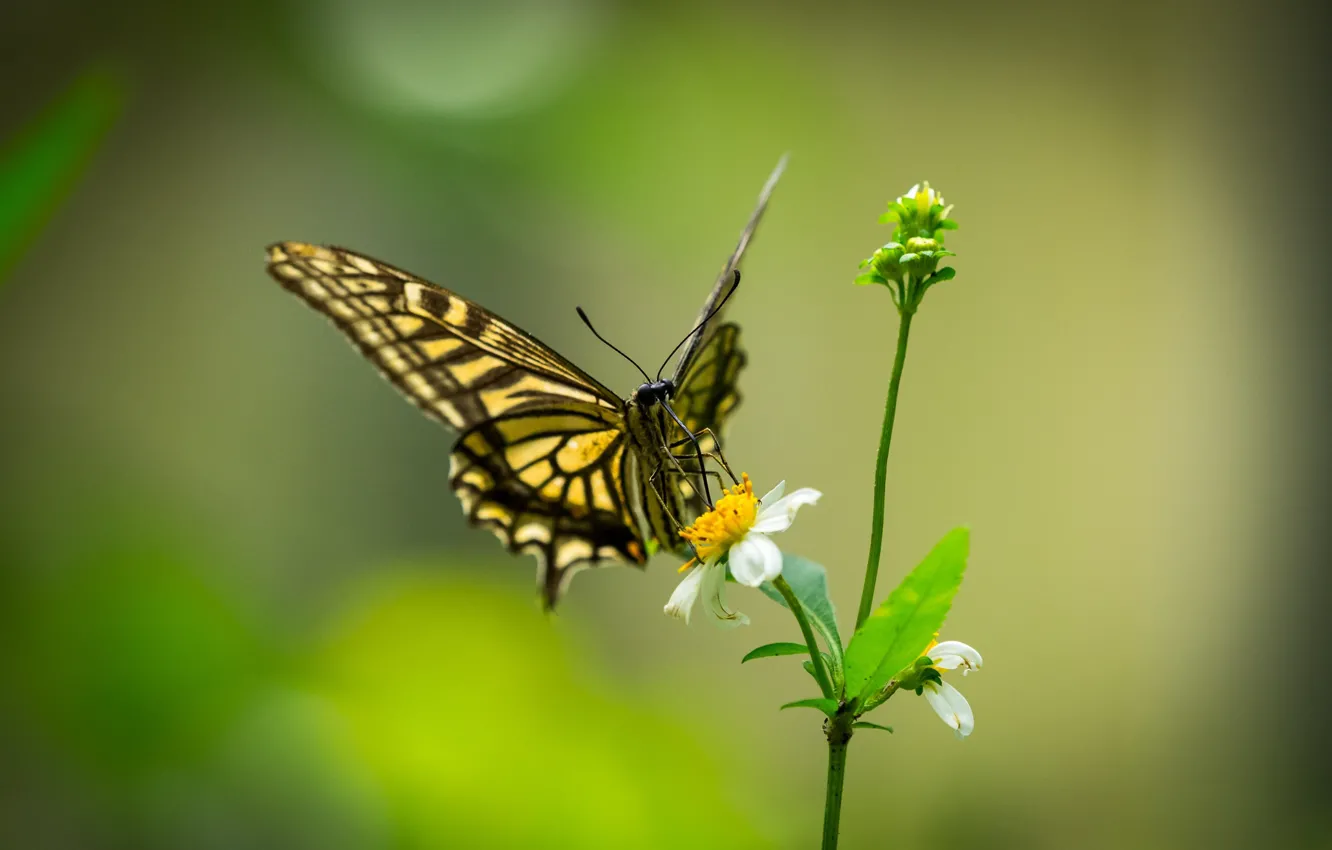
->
[919,638,983,738]
[929,640,983,676]
[922,681,974,738]
[664,474,821,627]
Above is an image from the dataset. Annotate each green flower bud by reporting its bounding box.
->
[890,655,941,692]
[881,182,956,243]
[856,181,959,314]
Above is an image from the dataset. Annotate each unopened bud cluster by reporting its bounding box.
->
[855,182,958,313]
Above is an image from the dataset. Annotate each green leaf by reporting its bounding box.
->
[937,218,960,230]
[852,721,894,733]
[843,527,970,702]
[801,653,835,685]
[760,555,844,673]
[0,69,123,282]
[780,698,838,717]
[741,642,811,663]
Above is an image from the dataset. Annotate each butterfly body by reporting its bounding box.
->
[267,158,784,607]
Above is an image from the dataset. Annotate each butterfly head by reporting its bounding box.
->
[632,379,675,407]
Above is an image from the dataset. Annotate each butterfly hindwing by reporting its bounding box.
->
[267,242,645,607]
[451,410,645,607]
[674,322,746,452]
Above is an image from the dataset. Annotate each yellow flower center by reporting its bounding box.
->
[677,473,759,571]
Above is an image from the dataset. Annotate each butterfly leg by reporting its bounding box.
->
[654,458,727,498]
[647,463,727,549]
[659,401,717,507]
[666,431,740,488]
[656,439,720,510]
[646,464,690,532]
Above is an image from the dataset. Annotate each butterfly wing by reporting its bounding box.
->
[668,155,785,386]
[663,322,748,518]
[267,242,645,607]
[673,322,746,450]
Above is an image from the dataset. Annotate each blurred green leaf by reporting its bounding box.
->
[0,69,122,283]
[760,554,844,672]
[780,698,838,717]
[314,571,765,849]
[742,642,811,663]
[852,721,894,733]
[1,540,269,780]
[843,527,970,703]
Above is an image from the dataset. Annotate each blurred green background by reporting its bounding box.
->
[2,1,1328,847]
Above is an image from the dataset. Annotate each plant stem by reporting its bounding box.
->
[855,307,915,630]
[773,575,835,700]
[822,715,853,850]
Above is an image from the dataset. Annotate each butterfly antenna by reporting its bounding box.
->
[576,306,651,383]
[654,270,741,381]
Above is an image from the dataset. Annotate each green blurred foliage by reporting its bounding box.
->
[312,572,762,849]
[0,70,121,283]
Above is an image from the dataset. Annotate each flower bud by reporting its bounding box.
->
[855,181,959,313]
[890,655,942,693]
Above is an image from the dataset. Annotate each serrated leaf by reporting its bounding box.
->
[742,642,811,663]
[854,271,888,286]
[780,698,838,717]
[843,527,969,702]
[852,721,894,733]
[1,69,122,282]
[760,555,844,674]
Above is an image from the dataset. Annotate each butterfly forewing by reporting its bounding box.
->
[267,242,646,607]
[669,155,785,385]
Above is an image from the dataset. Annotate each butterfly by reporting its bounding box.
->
[266,158,785,608]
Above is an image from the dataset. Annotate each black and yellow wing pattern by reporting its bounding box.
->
[267,157,785,606]
[267,242,646,606]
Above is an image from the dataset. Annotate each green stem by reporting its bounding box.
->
[773,575,835,699]
[855,307,915,630]
[822,716,853,850]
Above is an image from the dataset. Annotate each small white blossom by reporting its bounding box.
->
[664,474,821,627]
[920,638,983,738]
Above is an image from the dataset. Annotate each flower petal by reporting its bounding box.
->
[759,480,786,504]
[700,562,748,627]
[923,681,974,738]
[664,566,705,625]
[752,488,822,534]
[931,640,983,674]
[729,533,783,587]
